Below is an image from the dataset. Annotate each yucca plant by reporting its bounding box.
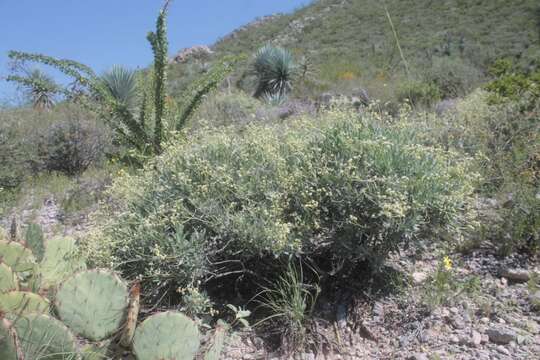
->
[261,91,287,106]
[100,65,138,108]
[8,68,60,111]
[252,44,297,99]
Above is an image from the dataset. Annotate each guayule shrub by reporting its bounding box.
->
[91,109,478,299]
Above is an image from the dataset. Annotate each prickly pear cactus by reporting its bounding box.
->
[0,290,50,314]
[55,269,129,341]
[132,311,200,360]
[80,340,111,360]
[11,313,78,360]
[24,223,45,261]
[0,263,18,292]
[40,236,87,288]
[0,240,36,272]
[0,318,19,360]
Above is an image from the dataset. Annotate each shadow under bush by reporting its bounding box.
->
[87,109,478,307]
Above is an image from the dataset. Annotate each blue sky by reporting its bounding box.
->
[0,0,309,103]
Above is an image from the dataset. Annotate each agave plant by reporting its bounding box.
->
[101,65,138,108]
[252,44,297,99]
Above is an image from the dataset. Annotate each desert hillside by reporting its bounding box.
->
[0,1,539,359]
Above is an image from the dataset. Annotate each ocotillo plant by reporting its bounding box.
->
[7,1,235,157]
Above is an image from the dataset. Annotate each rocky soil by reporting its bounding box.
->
[223,247,540,359]
[2,193,538,359]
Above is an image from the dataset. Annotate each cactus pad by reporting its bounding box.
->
[40,236,87,288]
[0,263,18,292]
[80,340,111,360]
[0,291,50,314]
[24,223,45,262]
[0,241,36,272]
[0,318,18,360]
[12,313,78,360]
[132,311,200,360]
[55,269,129,341]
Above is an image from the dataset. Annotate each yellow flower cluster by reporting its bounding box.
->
[443,256,453,271]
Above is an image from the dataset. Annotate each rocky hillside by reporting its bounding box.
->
[212,0,540,71]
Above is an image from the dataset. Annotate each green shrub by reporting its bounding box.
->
[0,126,28,190]
[497,182,540,254]
[318,57,363,83]
[89,109,478,300]
[488,58,513,78]
[396,80,441,107]
[397,90,539,253]
[424,57,482,98]
[37,117,110,176]
[485,59,540,104]
[0,104,111,191]
[191,91,261,129]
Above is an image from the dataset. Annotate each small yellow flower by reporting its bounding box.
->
[443,256,453,271]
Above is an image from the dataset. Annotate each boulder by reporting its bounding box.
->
[500,268,531,283]
[486,326,517,344]
[170,45,213,64]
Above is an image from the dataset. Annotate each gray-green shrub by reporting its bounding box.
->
[397,90,539,253]
[0,126,28,190]
[425,57,483,98]
[396,80,441,107]
[37,117,110,176]
[191,90,261,129]
[89,108,478,299]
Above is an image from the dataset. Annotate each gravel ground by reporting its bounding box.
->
[223,248,540,360]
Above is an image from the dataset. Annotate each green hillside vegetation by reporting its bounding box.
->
[215,0,540,65]
[208,0,540,98]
